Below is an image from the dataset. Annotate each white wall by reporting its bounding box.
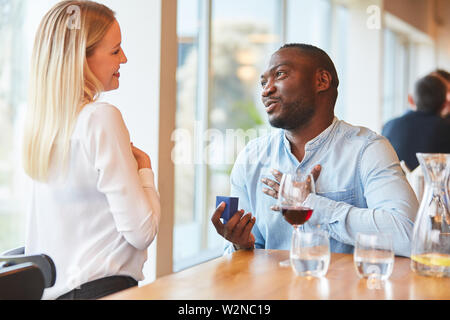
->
[344,0,384,132]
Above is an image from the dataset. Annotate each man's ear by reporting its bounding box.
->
[316,69,332,93]
[407,94,416,110]
[441,103,450,118]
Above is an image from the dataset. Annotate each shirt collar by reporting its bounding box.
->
[282,117,339,153]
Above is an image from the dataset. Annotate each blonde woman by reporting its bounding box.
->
[23,1,160,300]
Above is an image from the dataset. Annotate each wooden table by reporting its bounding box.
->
[105,249,450,300]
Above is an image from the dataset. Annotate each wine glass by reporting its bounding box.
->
[278,171,316,267]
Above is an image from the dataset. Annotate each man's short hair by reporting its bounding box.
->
[414,75,447,113]
[279,43,340,89]
[434,69,450,81]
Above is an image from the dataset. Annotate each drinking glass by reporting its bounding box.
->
[353,233,394,282]
[290,228,330,277]
[277,171,315,267]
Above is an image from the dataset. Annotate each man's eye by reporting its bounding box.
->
[277,71,286,77]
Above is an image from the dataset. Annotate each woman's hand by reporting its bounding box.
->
[131,143,152,170]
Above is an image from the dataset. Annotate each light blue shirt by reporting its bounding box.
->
[227,118,418,257]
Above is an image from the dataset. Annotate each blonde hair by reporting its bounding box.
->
[23,0,116,181]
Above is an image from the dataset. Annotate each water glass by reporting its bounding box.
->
[290,228,330,277]
[354,233,394,281]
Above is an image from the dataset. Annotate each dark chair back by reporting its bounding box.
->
[0,263,45,300]
[0,247,56,290]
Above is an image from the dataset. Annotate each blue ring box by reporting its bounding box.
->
[216,196,239,223]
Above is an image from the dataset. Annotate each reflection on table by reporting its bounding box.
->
[104,249,450,300]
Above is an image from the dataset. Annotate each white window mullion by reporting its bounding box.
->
[194,0,212,249]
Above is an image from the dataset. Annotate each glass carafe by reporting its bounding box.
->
[411,153,450,277]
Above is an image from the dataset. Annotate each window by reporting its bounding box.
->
[0,0,28,253]
[173,0,202,271]
[381,12,436,126]
[174,0,280,272]
[173,0,342,272]
[383,29,411,123]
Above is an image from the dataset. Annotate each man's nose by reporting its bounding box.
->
[262,79,276,97]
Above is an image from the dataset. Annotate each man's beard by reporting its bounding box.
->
[269,100,316,130]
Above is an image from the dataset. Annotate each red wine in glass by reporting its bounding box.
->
[281,207,313,226]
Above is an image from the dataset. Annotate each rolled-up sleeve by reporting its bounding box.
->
[304,137,418,257]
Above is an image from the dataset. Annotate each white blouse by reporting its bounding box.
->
[25,102,161,300]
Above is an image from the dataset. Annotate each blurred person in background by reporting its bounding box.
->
[431,69,450,120]
[382,74,450,171]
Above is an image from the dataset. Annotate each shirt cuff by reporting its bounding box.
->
[138,168,156,189]
[224,242,254,254]
[224,241,237,255]
[303,193,336,225]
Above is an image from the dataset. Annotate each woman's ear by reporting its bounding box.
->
[316,69,332,93]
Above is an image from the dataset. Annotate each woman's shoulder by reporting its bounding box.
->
[74,101,127,138]
[80,101,122,119]
[78,101,125,127]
